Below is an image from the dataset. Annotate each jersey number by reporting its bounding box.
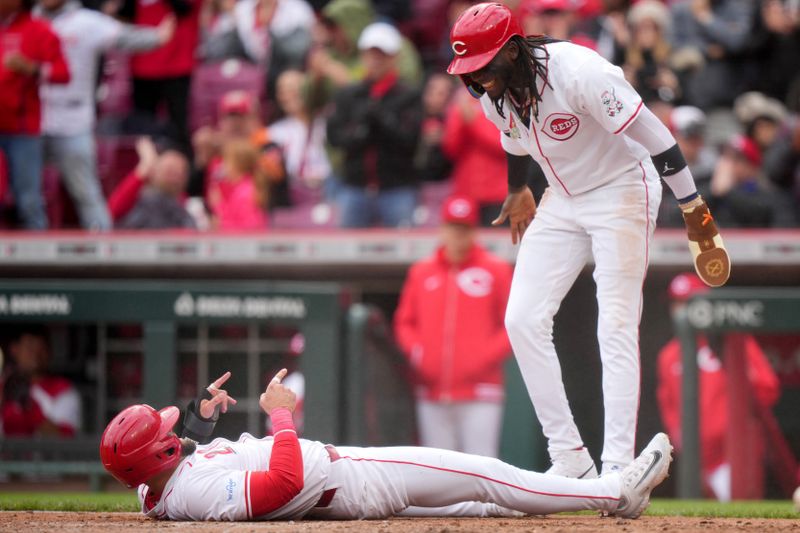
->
[201,446,235,459]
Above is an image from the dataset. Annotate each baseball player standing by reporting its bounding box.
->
[100,369,673,521]
[446,3,730,478]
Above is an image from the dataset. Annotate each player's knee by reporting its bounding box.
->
[505,306,548,342]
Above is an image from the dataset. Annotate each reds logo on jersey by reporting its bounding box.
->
[541,113,580,141]
[601,88,624,117]
[456,267,494,298]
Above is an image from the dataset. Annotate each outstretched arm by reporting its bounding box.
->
[625,106,730,287]
[247,369,304,518]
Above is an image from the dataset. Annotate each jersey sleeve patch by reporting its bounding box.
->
[573,55,643,135]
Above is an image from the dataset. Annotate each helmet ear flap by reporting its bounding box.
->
[459,75,485,99]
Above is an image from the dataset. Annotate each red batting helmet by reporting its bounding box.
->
[447,2,524,76]
[100,404,182,488]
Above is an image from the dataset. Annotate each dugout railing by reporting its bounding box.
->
[0,279,347,490]
[343,303,547,470]
[674,288,800,499]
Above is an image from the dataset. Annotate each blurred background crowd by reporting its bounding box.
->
[0,0,799,231]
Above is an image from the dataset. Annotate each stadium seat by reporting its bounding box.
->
[414,181,452,227]
[189,59,266,132]
[95,135,141,197]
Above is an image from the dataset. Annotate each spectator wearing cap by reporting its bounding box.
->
[394,195,513,457]
[733,92,788,155]
[326,22,423,227]
[708,134,797,227]
[658,106,718,227]
[656,272,780,501]
[190,90,288,213]
[0,0,70,230]
[307,0,422,93]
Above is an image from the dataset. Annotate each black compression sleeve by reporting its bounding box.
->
[507,153,533,191]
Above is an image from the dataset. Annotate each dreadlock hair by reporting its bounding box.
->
[492,35,561,122]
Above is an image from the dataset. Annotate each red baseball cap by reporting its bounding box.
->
[728,134,762,167]
[442,195,479,226]
[219,90,254,116]
[668,272,708,302]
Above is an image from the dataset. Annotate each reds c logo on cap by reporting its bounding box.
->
[451,40,468,56]
[448,198,472,218]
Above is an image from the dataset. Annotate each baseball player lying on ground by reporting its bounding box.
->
[100,369,673,521]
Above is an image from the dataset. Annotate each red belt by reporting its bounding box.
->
[314,445,341,508]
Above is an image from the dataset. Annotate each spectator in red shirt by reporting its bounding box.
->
[0,0,69,229]
[394,195,513,457]
[656,272,780,501]
[1,325,81,437]
[441,85,509,226]
[109,136,197,229]
[119,0,201,155]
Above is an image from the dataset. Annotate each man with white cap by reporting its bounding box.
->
[326,22,423,227]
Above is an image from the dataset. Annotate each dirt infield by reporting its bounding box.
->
[1,512,798,533]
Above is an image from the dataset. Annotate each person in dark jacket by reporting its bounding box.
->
[326,22,423,227]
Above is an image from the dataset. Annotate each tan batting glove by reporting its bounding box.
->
[680,195,730,287]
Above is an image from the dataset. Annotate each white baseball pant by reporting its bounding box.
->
[416,400,504,458]
[306,445,622,519]
[505,164,661,468]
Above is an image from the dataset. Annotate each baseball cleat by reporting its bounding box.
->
[681,196,730,287]
[615,432,673,519]
[545,447,598,479]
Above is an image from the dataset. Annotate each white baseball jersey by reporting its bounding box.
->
[137,434,330,520]
[480,41,650,196]
[135,434,631,521]
[490,41,664,471]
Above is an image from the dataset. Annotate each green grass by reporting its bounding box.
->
[647,499,798,519]
[0,492,138,512]
[0,493,797,518]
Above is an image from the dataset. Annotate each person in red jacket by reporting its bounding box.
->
[0,325,81,437]
[441,86,509,226]
[118,0,200,155]
[656,272,780,501]
[394,195,513,457]
[0,0,69,229]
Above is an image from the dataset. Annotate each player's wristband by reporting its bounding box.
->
[652,144,687,177]
[269,407,295,435]
[182,396,219,443]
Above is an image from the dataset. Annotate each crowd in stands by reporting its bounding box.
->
[0,0,798,231]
